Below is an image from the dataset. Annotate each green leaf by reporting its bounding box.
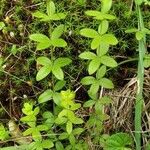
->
[22,103,33,115]
[36,42,51,50]
[91,36,101,49]
[72,128,85,135]
[96,65,107,79]
[97,43,109,56]
[79,52,96,60]
[83,100,96,107]
[99,78,114,89]
[69,134,76,145]
[80,28,98,38]
[70,103,81,110]
[81,76,96,85]
[98,20,109,35]
[47,0,55,16]
[37,125,48,131]
[33,107,40,116]
[43,111,54,119]
[50,13,67,20]
[53,92,61,105]
[55,141,64,150]
[85,10,102,17]
[66,121,72,134]
[88,57,101,74]
[99,96,112,105]
[42,140,54,148]
[102,14,116,20]
[36,66,52,81]
[29,34,50,43]
[59,132,69,140]
[102,34,118,45]
[54,80,66,91]
[101,0,112,13]
[0,22,5,30]
[105,133,133,150]
[29,34,51,50]
[136,31,144,40]
[55,117,67,124]
[38,89,53,103]
[51,24,64,39]
[52,66,64,80]
[23,128,33,136]
[125,28,138,33]
[32,11,49,20]
[51,38,67,47]
[36,56,52,66]
[88,82,100,95]
[0,124,9,140]
[101,56,117,68]
[54,58,72,67]
[71,117,84,124]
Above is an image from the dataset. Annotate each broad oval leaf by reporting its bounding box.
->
[101,0,112,13]
[125,28,138,33]
[50,13,67,20]
[52,67,64,80]
[42,140,54,148]
[98,20,109,35]
[96,65,107,79]
[83,100,96,107]
[54,57,72,67]
[29,34,50,43]
[80,28,98,38]
[66,121,72,134]
[81,76,96,85]
[101,56,117,68]
[38,89,53,103]
[36,66,52,81]
[36,56,52,66]
[88,82,100,96]
[32,11,49,21]
[47,0,55,16]
[30,34,51,50]
[88,57,101,75]
[99,78,114,89]
[72,128,85,135]
[54,80,66,91]
[58,132,69,140]
[51,24,64,39]
[91,36,101,49]
[51,38,67,47]
[102,34,118,45]
[97,43,109,56]
[105,133,133,150]
[79,52,96,60]
[85,10,102,17]
[55,141,64,150]
[36,42,51,50]
[53,92,61,105]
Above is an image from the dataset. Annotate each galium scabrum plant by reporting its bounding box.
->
[27,0,86,149]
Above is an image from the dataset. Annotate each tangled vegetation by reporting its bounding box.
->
[0,0,150,150]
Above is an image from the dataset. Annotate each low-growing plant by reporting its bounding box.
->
[79,0,119,145]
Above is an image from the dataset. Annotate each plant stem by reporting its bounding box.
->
[135,5,146,150]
